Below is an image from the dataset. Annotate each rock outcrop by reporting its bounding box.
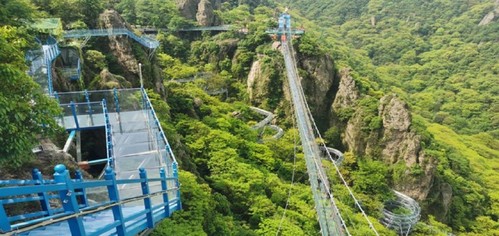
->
[196,0,215,26]
[299,54,338,129]
[247,60,263,102]
[99,10,139,76]
[479,0,499,26]
[378,95,435,201]
[97,10,164,92]
[246,54,285,108]
[95,69,132,89]
[332,68,360,110]
[176,0,199,20]
[176,0,221,26]
[331,70,436,201]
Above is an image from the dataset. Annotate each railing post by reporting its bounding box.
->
[48,63,53,95]
[141,88,148,110]
[32,169,53,216]
[0,202,10,232]
[172,162,182,210]
[139,168,154,228]
[70,101,80,130]
[113,88,120,113]
[104,167,126,236]
[102,99,114,168]
[75,170,88,207]
[84,90,93,126]
[159,168,170,217]
[53,91,60,104]
[53,164,85,235]
[84,90,92,115]
[54,92,65,126]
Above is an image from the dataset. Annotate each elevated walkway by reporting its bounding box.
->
[59,47,81,81]
[177,25,231,32]
[319,146,344,165]
[0,165,179,236]
[381,191,421,235]
[249,107,284,139]
[135,25,233,34]
[26,36,61,95]
[0,88,181,235]
[54,88,177,197]
[63,29,160,49]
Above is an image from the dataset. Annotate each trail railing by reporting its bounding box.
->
[63,29,159,49]
[0,164,180,235]
[26,36,60,95]
[381,191,421,236]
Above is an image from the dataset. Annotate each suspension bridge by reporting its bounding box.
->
[0,13,422,235]
[277,12,419,235]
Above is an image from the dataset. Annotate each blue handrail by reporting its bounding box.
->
[102,99,114,168]
[0,164,179,235]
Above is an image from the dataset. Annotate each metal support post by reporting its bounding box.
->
[70,101,80,130]
[75,170,88,207]
[139,168,154,228]
[113,88,120,113]
[159,168,170,217]
[102,99,114,168]
[76,131,82,163]
[32,169,53,216]
[84,90,93,126]
[104,167,126,236]
[139,63,144,88]
[141,88,148,111]
[172,162,182,210]
[53,164,85,235]
[0,203,10,232]
[63,130,76,153]
[53,91,60,104]
[47,63,53,96]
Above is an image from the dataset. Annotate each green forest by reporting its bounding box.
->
[0,0,497,235]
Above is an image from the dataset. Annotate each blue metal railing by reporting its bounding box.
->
[26,36,61,95]
[0,164,179,235]
[56,100,106,130]
[44,36,61,95]
[102,99,114,169]
[63,29,159,49]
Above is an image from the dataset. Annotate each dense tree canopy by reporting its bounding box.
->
[0,26,60,167]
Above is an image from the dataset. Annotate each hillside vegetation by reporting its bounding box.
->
[0,0,497,235]
[278,0,499,234]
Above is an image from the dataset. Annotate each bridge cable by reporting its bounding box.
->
[276,109,299,235]
[289,42,380,235]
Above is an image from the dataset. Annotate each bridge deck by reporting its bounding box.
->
[18,203,178,236]
[282,41,345,236]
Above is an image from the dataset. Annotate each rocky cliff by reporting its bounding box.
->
[247,44,439,204]
[298,54,339,130]
[331,70,436,201]
[95,10,163,92]
[99,10,139,77]
[176,0,221,26]
[478,0,499,26]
